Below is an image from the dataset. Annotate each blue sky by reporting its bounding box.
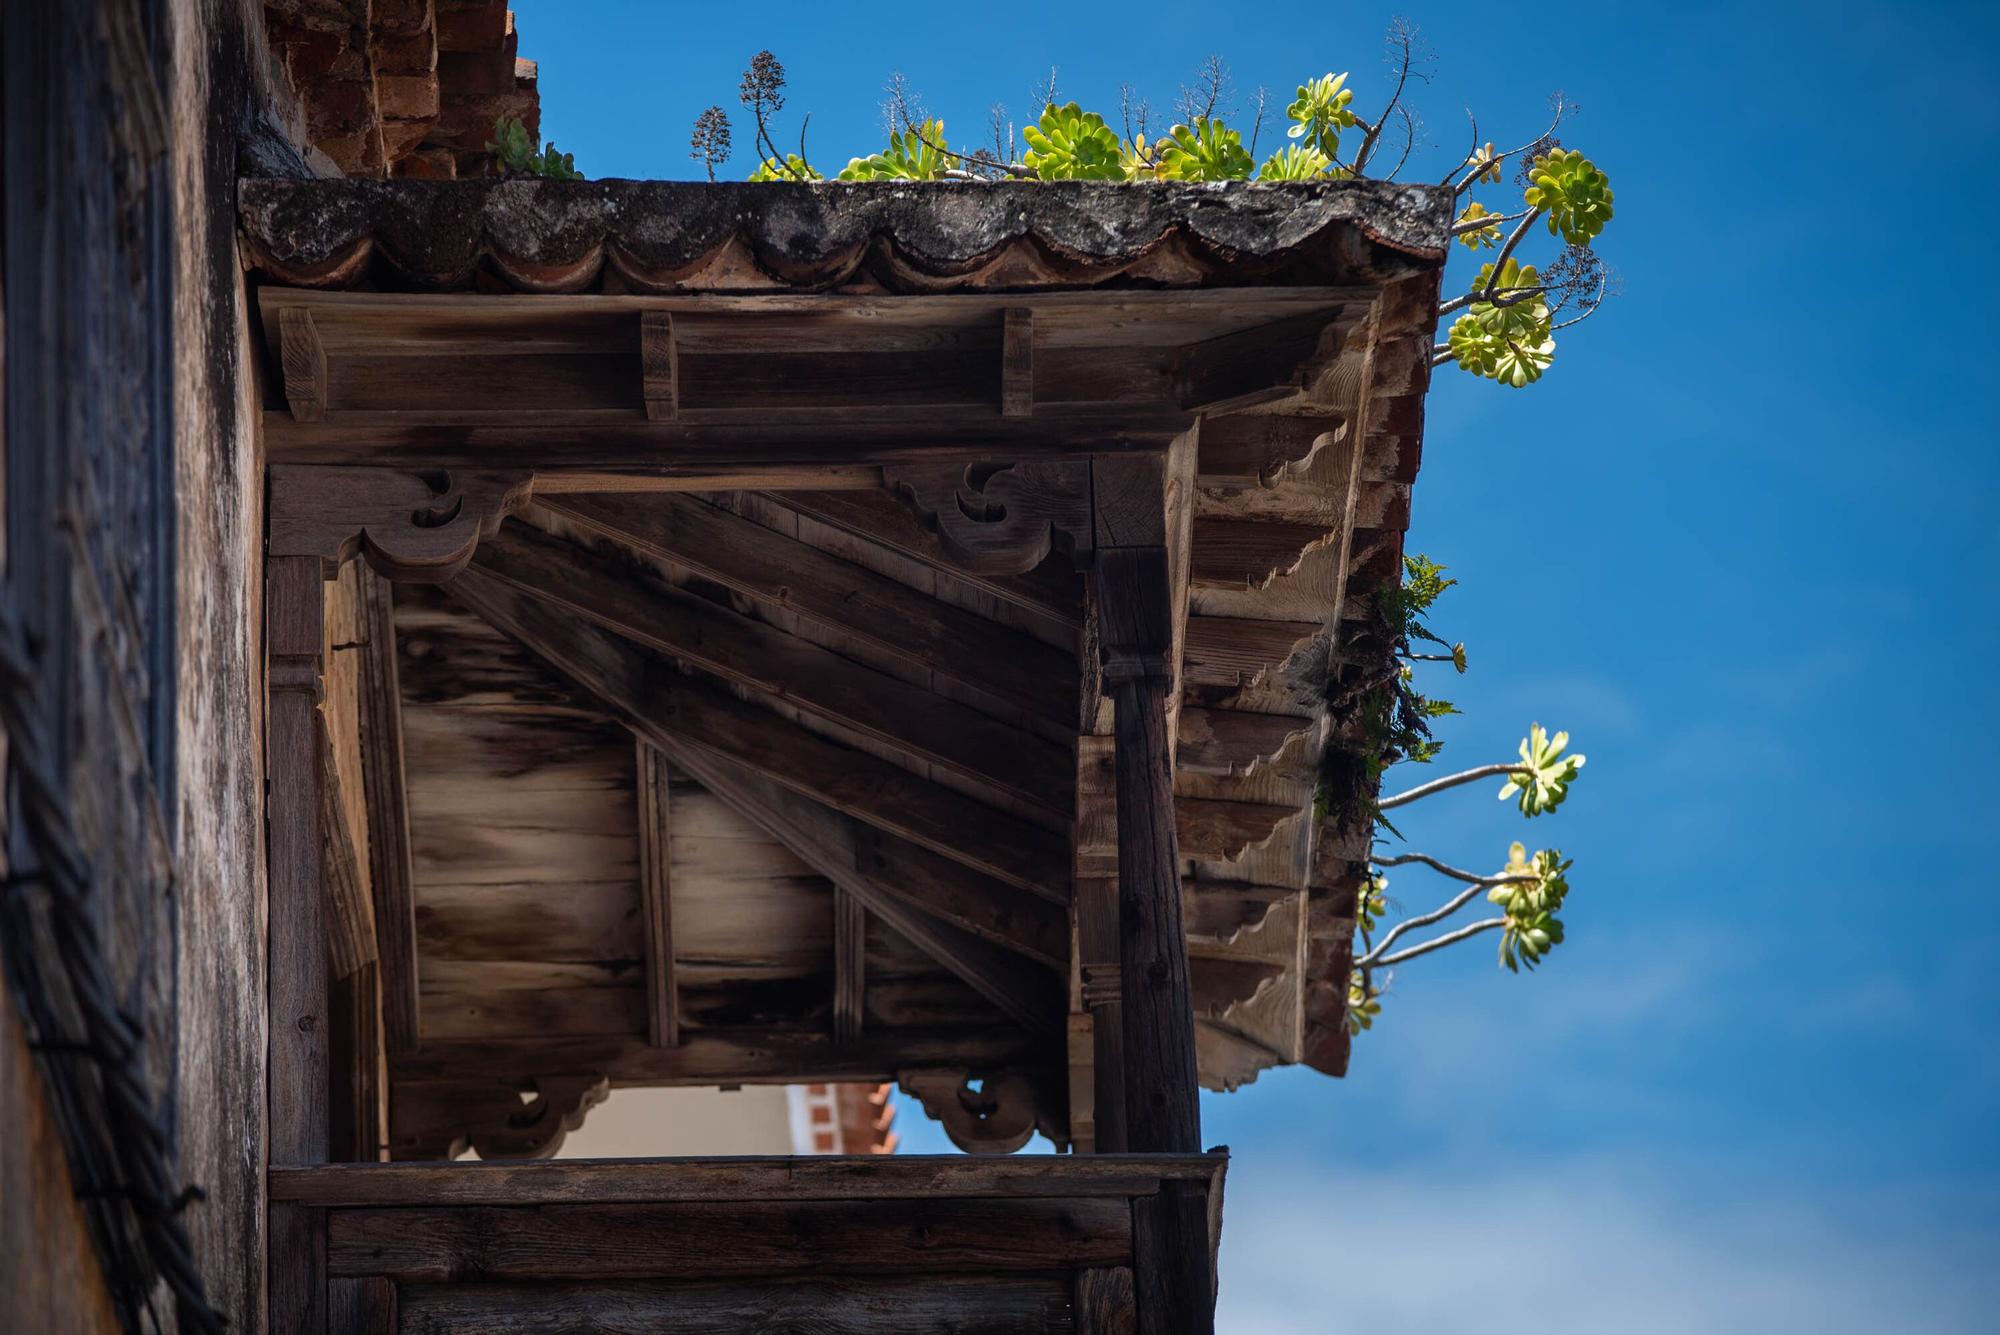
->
[513,2,2000,1327]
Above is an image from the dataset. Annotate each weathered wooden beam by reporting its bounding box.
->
[353,567,421,1055]
[1174,795,1302,863]
[1192,414,1340,490]
[1002,306,1034,418]
[767,488,1084,631]
[263,413,1196,471]
[833,886,865,1046]
[267,554,330,1333]
[1175,707,1315,779]
[390,1027,1046,1089]
[1173,309,1349,413]
[447,563,1069,897]
[280,306,328,422]
[326,1198,1132,1280]
[540,493,1076,725]
[636,739,678,1048]
[640,310,677,420]
[272,1152,1227,1207]
[476,522,1072,816]
[394,1276,1074,1333]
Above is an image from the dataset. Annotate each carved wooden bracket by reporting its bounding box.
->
[898,1068,1067,1154]
[269,465,535,582]
[390,1075,609,1161]
[883,460,1093,575]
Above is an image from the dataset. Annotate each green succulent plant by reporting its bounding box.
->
[1524,148,1614,245]
[1345,970,1383,1033]
[1455,200,1501,249]
[838,119,953,180]
[1257,143,1335,181]
[1358,874,1389,935]
[1499,724,1586,816]
[1156,117,1254,181]
[746,153,821,181]
[1286,71,1356,159]
[1447,259,1557,387]
[1488,842,1574,971]
[1022,102,1125,179]
[487,116,582,180]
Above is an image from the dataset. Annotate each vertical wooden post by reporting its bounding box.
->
[1090,456,1211,1335]
[267,554,329,1333]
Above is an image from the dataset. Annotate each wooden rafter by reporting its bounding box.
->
[535,493,1078,727]
[444,565,1067,1034]
[635,739,678,1049]
[474,522,1072,817]
[652,752,1065,1036]
[833,887,865,1046]
[767,487,1084,631]
[447,564,1067,897]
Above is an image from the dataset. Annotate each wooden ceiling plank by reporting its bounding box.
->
[475,522,1072,817]
[446,564,1069,900]
[540,493,1076,726]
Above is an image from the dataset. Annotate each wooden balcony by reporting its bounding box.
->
[270,1152,1226,1333]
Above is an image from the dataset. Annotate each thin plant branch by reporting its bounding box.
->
[1372,916,1507,967]
[1378,763,1524,811]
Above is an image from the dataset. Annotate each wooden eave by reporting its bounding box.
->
[248,179,1446,1165]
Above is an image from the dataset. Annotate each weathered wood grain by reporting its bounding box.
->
[475,522,1072,815]
[267,556,330,1171]
[636,740,678,1047]
[834,886,866,1045]
[327,1198,1133,1279]
[328,1275,396,1335]
[1075,1266,1139,1335]
[355,567,421,1053]
[397,1275,1074,1334]
[391,1027,1047,1087]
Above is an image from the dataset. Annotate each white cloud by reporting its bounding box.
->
[1216,1158,1999,1334]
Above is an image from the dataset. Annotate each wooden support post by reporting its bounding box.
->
[1075,734,1127,1154]
[1090,457,1211,1335]
[267,553,331,1332]
[636,739,679,1048]
[355,567,421,1055]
